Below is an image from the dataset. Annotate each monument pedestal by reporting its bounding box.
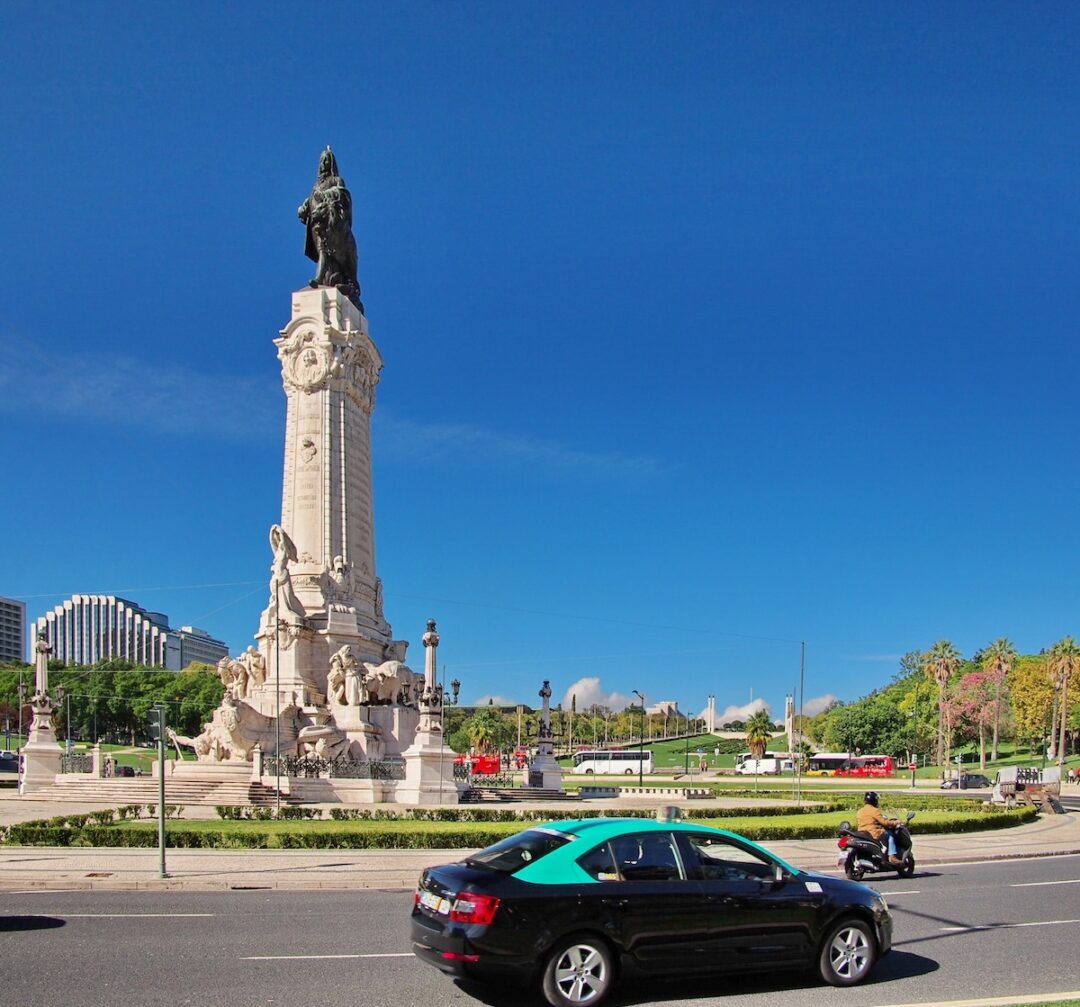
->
[396,731,459,804]
[20,699,62,794]
[528,755,564,791]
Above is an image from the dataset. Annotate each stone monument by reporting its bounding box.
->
[167,149,457,804]
[528,680,564,791]
[20,631,63,793]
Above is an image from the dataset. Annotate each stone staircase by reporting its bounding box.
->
[25,775,287,807]
[460,786,580,803]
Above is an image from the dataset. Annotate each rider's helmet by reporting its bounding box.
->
[864,791,880,807]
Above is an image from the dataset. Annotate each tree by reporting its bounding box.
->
[947,671,996,770]
[745,710,773,758]
[465,708,512,754]
[822,696,908,756]
[1010,655,1054,754]
[923,641,961,768]
[1047,637,1080,765]
[981,638,1016,762]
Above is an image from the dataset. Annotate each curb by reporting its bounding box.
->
[1,846,1077,893]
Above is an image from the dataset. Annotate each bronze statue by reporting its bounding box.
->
[298,147,363,311]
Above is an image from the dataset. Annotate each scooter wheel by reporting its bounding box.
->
[897,856,915,878]
[844,861,864,881]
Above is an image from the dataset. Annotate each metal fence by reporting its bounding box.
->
[59,752,93,774]
[263,755,406,780]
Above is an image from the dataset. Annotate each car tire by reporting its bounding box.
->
[818,917,876,987]
[541,933,615,1007]
[624,768,633,775]
[898,856,915,878]
[584,768,593,774]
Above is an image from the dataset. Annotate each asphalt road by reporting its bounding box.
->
[2,854,1078,1007]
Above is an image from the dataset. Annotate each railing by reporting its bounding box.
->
[59,752,93,774]
[467,771,516,789]
[263,755,406,780]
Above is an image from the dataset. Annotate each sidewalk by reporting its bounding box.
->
[0,804,1076,892]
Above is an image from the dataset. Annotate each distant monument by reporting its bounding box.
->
[20,631,62,792]
[528,680,564,791]
[165,149,457,804]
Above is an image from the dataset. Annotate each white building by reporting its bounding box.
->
[33,595,227,669]
[0,596,26,664]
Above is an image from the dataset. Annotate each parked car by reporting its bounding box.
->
[113,764,136,778]
[941,773,991,790]
[0,751,18,774]
[412,817,892,1007]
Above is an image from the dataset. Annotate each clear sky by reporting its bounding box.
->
[2,2,1078,721]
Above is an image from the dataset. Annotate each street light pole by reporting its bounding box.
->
[633,690,645,788]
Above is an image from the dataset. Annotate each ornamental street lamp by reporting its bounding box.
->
[633,690,646,788]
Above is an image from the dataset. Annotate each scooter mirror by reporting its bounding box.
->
[906,811,916,822]
[839,820,851,831]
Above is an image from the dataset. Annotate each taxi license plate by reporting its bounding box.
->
[419,890,451,915]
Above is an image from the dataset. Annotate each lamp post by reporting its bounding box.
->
[56,685,66,750]
[437,670,460,804]
[910,682,919,788]
[633,690,645,788]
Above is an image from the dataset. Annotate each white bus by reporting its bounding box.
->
[572,749,654,775]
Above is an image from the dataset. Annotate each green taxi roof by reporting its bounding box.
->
[513,817,800,885]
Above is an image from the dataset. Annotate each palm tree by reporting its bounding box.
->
[923,641,961,769]
[1047,637,1079,767]
[745,710,773,759]
[981,638,1017,762]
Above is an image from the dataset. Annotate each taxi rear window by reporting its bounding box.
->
[465,828,571,874]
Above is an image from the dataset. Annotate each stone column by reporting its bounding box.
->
[528,680,563,791]
[398,620,457,804]
[251,287,405,711]
[21,633,62,793]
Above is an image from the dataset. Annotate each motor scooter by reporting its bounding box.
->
[837,810,916,880]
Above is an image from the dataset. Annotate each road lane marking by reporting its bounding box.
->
[872,992,1080,1007]
[940,917,1080,932]
[879,889,919,895]
[1009,878,1080,887]
[241,953,413,961]
[61,913,216,918]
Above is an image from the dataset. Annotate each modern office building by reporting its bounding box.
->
[32,595,228,669]
[165,625,231,669]
[0,596,27,664]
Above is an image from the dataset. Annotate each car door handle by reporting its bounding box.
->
[600,897,631,908]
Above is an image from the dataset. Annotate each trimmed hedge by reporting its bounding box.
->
[1,803,1036,849]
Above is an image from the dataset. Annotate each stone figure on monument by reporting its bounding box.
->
[268,524,305,623]
[240,646,266,688]
[328,555,356,612]
[298,146,362,311]
[327,651,348,705]
[33,630,51,701]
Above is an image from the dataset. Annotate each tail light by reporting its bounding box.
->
[450,892,501,925]
[837,836,849,849]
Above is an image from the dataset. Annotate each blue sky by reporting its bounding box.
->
[2,2,1078,721]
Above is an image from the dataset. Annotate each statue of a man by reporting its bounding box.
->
[298,147,363,311]
[34,630,52,699]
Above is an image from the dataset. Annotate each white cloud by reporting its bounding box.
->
[0,338,279,440]
[376,413,664,479]
[560,677,634,712]
[801,693,840,717]
[699,697,773,724]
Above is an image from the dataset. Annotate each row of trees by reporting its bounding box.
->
[0,661,224,745]
[804,638,1080,770]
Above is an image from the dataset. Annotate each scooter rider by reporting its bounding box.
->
[856,791,902,866]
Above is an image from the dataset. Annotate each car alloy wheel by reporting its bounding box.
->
[542,934,614,1007]
[819,918,876,986]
